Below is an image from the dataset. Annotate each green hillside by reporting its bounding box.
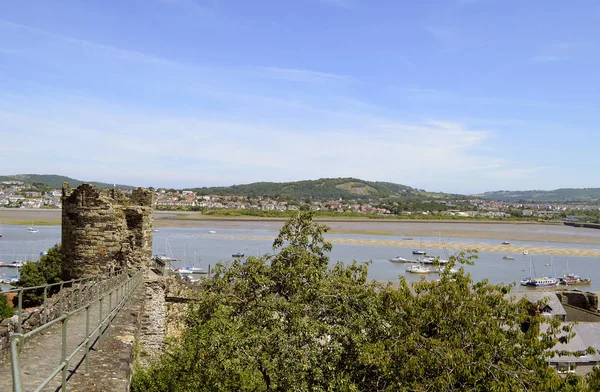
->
[0,174,135,190]
[189,178,426,200]
[483,188,600,202]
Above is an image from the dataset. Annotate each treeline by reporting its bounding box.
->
[188,208,536,222]
[187,178,421,200]
[0,174,134,190]
[484,188,600,203]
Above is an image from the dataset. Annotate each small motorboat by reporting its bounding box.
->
[412,250,426,255]
[232,252,245,258]
[503,256,515,260]
[523,251,529,255]
[502,241,510,245]
[389,256,412,263]
[209,230,216,234]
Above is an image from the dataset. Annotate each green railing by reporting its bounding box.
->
[9,270,144,392]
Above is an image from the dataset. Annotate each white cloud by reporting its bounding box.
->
[319,0,356,9]
[0,19,184,68]
[0,96,529,193]
[531,55,570,63]
[262,67,351,84]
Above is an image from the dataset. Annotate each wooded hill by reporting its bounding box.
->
[0,174,134,190]
[188,178,446,201]
[483,188,600,203]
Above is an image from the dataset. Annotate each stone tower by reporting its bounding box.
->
[61,183,154,280]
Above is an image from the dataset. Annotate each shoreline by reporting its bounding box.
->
[1,209,599,246]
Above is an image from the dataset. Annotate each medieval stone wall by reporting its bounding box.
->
[62,183,154,280]
[556,290,599,312]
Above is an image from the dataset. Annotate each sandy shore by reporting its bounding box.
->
[2,209,600,248]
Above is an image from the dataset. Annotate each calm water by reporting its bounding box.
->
[1,225,599,291]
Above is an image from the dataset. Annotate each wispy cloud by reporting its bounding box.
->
[0,93,529,193]
[0,19,184,68]
[531,55,570,63]
[426,25,485,52]
[156,0,217,14]
[319,0,356,9]
[262,67,351,84]
[488,166,552,180]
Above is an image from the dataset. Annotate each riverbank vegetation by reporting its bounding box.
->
[11,244,62,307]
[162,207,544,222]
[132,212,599,391]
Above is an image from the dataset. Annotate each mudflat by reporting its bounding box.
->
[2,209,600,246]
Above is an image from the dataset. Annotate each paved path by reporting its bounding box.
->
[0,284,143,392]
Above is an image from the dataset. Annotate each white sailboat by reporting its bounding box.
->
[28,222,38,233]
[520,255,535,286]
[526,256,558,287]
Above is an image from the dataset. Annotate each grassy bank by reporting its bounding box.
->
[185,208,552,223]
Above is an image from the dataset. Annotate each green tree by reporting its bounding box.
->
[0,293,14,318]
[132,212,590,391]
[12,244,62,307]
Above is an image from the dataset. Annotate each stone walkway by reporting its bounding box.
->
[0,284,144,392]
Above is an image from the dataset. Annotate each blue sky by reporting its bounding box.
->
[0,0,598,193]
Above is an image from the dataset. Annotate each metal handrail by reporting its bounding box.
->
[9,270,144,392]
[3,270,127,334]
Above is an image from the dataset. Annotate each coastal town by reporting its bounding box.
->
[1,180,599,221]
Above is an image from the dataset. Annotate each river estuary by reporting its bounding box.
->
[1,223,599,292]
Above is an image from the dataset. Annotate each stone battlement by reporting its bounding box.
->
[61,183,154,280]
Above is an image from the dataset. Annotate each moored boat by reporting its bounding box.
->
[420,256,448,265]
[559,274,591,285]
[412,250,426,255]
[232,252,245,258]
[503,256,515,260]
[526,277,559,287]
[406,264,435,274]
[389,256,412,263]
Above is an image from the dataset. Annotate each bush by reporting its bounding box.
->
[12,244,62,307]
[0,294,14,318]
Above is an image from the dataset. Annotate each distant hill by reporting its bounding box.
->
[189,178,430,200]
[482,188,600,203]
[0,174,135,190]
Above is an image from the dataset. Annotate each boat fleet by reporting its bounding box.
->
[389,241,592,285]
[389,248,455,275]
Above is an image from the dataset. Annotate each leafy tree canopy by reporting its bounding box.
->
[132,212,593,391]
[12,244,62,307]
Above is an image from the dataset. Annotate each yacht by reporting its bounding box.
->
[420,256,448,265]
[526,277,559,287]
[406,264,435,274]
[389,256,412,263]
[559,274,591,285]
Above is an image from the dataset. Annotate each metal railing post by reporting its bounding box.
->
[61,315,68,391]
[85,304,90,375]
[59,283,64,314]
[98,296,103,350]
[43,285,48,324]
[17,290,23,334]
[10,334,23,392]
